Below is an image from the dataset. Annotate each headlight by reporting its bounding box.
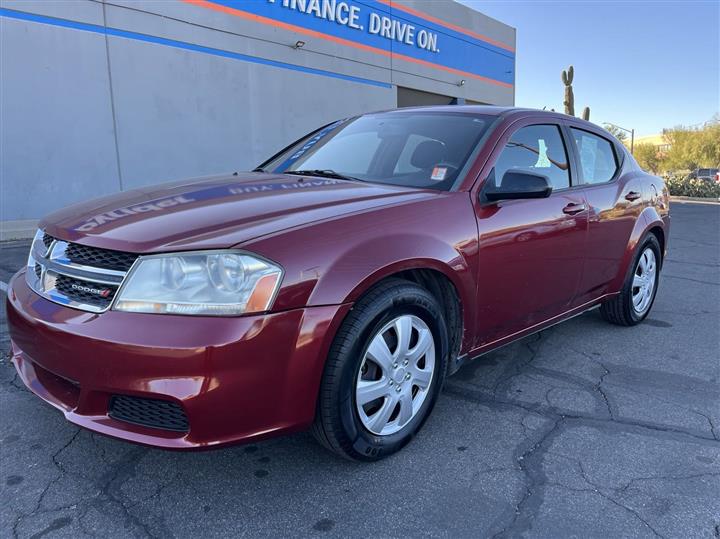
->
[113,251,283,316]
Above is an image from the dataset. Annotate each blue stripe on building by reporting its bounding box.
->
[0,8,393,89]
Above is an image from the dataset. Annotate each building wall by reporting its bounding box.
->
[0,0,515,233]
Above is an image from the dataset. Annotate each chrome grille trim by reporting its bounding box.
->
[26,232,137,313]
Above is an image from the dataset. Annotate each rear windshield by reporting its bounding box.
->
[262,112,495,191]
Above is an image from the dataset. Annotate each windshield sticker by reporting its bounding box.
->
[431,167,447,181]
[275,120,345,172]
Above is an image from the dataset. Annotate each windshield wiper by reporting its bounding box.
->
[284,169,363,182]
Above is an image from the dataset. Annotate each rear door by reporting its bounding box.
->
[565,124,645,304]
[471,119,589,345]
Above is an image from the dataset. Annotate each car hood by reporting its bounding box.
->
[41,173,435,252]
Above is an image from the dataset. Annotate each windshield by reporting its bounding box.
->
[261,112,495,191]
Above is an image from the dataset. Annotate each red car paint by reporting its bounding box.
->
[6,107,670,449]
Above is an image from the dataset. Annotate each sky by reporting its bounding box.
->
[458,0,719,136]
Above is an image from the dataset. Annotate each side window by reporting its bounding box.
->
[571,129,618,184]
[492,125,570,191]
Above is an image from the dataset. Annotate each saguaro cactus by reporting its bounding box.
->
[561,66,591,121]
[561,65,575,116]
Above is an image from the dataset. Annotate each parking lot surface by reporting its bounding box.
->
[1,201,718,538]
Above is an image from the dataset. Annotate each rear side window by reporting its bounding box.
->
[571,129,618,184]
[491,125,570,191]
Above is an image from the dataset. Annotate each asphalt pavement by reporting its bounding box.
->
[1,201,718,538]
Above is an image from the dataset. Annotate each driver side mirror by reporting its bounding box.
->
[483,170,553,202]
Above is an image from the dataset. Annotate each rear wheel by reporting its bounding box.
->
[600,234,662,326]
[312,279,448,461]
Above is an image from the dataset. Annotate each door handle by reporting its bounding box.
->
[625,191,641,201]
[562,203,586,215]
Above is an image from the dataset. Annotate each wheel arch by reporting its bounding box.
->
[340,260,468,359]
[385,267,463,371]
[610,207,668,291]
[646,226,665,268]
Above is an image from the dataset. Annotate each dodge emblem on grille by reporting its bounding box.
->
[71,283,112,297]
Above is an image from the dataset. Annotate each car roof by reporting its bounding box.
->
[376,105,580,123]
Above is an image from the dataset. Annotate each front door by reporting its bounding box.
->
[472,122,588,346]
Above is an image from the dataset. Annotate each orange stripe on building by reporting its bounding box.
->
[182,0,513,89]
[375,0,515,53]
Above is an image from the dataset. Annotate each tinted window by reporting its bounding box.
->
[491,125,570,191]
[263,113,494,191]
[571,129,618,184]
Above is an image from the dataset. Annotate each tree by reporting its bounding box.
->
[696,123,720,167]
[662,123,720,171]
[633,143,662,174]
[603,123,627,143]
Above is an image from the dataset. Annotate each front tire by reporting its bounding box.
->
[312,279,448,461]
[600,234,662,326]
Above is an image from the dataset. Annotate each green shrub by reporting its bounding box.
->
[664,173,720,199]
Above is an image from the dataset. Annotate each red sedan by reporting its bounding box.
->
[6,107,669,460]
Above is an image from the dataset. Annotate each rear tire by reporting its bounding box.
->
[600,234,662,326]
[311,279,448,461]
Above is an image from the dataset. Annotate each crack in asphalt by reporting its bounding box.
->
[664,259,720,269]
[575,459,665,539]
[662,274,720,286]
[489,416,564,539]
[81,446,169,539]
[443,322,719,539]
[490,333,545,399]
[12,429,82,539]
[445,383,719,445]
[8,425,171,539]
[444,380,719,537]
[696,412,720,442]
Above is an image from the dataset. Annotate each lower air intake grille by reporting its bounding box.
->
[109,395,189,432]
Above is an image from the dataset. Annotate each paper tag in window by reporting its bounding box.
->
[431,167,447,181]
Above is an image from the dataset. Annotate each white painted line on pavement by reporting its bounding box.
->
[0,281,8,293]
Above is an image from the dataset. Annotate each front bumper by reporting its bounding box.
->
[6,270,349,449]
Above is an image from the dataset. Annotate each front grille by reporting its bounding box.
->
[109,395,189,432]
[54,274,117,309]
[42,233,54,249]
[65,242,138,272]
[28,232,136,313]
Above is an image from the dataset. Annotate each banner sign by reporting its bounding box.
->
[207,0,515,87]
